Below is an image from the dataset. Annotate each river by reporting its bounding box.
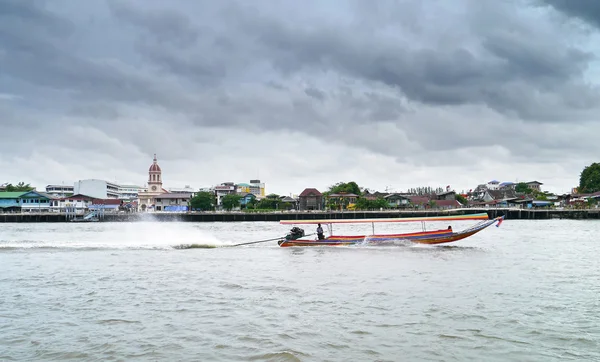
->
[1,219,599,361]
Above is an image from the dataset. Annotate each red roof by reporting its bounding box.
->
[299,188,322,197]
[93,199,122,205]
[408,196,430,205]
[149,154,162,172]
[434,200,462,207]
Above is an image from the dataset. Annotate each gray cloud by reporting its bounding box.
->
[543,0,600,28]
[1,0,599,194]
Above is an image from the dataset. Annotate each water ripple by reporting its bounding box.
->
[0,220,599,361]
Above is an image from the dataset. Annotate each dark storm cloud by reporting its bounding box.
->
[225,2,597,122]
[543,0,600,28]
[2,0,600,193]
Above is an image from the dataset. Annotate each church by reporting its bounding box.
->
[138,154,168,211]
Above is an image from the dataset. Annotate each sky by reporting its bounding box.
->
[1,0,600,196]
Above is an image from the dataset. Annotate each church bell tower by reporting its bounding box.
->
[148,154,163,193]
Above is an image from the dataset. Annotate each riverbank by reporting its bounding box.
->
[1,208,600,222]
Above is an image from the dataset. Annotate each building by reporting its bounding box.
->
[154,193,191,212]
[45,184,74,197]
[168,185,195,194]
[118,184,143,200]
[326,192,359,210]
[239,193,257,208]
[298,188,323,211]
[19,191,56,212]
[0,191,56,213]
[487,180,500,190]
[385,193,411,208]
[214,182,236,208]
[74,179,120,199]
[50,194,95,213]
[525,181,543,192]
[249,180,266,197]
[138,154,168,211]
[436,191,456,200]
[0,192,25,212]
[236,180,266,197]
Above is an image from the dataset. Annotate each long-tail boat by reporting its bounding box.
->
[278,213,503,247]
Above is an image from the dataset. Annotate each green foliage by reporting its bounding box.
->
[327,181,362,196]
[579,162,600,193]
[190,191,215,211]
[515,182,533,194]
[456,194,468,205]
[221,194,241,211]
[246,197,258,209]
[354,197,389,210]
[254,196,292,210]
[3,182,35,192]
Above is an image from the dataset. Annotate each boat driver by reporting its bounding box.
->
[316,223,325,240]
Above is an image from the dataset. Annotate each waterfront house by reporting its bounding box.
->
[384,193,411,208]
[326,192,359,210]
[214,183,236,209]
[154,193,192,212]
[279,196,298,210]
[51,194,96,213]
[19,191,56,212]
[407,196,430,209]
[298,188,323,211]
[433,200,462,209]
[89,199,124,213]
[436,191,456,201]
[525,181,543,192]
[0,192,25,212]
[239,193,257,208]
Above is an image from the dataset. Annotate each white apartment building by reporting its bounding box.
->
[74,179,120,199]
[118,184,143,200]
[214,182,236,207]
[168,185,195,194]
[45,184,75,197]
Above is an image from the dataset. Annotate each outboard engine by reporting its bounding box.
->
[285,227,305,241]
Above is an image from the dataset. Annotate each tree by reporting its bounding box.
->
[515,182,532,194]
[456,194,468,205]
[4,182,35,192]
[579,162,600,193]
[354,197,371,210]
[190,191,215,211]
[327,181,362,196]
[372,198,389,209]
[354,197,389,210]
[221,194,241,211]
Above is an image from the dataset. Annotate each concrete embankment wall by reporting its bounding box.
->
[1,209,600,222]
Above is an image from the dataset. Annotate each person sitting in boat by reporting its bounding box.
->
[316,223,325,240]
[447,225,452,231]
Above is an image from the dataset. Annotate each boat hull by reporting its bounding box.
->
[278,217,503,247]
[278,229,454,247]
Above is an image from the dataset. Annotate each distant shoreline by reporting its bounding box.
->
[1,208,599,222]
